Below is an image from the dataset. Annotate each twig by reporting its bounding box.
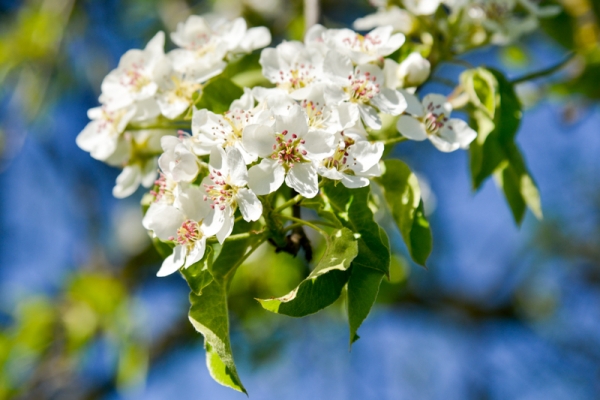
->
[511,52,575,85]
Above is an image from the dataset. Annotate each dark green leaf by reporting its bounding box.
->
[195,77,244,114]
[375,159,432,267]
[347,227,389,345]
[258,227,358,317]
[189,280,246,394]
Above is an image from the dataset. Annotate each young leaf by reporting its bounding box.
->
[347,227,390,345]
[469,68,522,189]
[323,182,390,275]
[189,280,247,394]
[195,77,244,114]
[375,159,432,267]
[258,227,358,317]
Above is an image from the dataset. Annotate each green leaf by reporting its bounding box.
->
[494,144,543,224]
[300,195,343,228]
[346,227,389,345]
[375,159,432,267]
[469,68,522,189]
[323,182,390,275]
[195,77,244,114]
[181,246,214,295]
[258,227,358,317]
[189,280,246,394]
[460,68,498,118]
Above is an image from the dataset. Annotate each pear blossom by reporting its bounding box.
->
[171,15,271,66]
[155,51,226,119]
[318,130,384,188]
[323,26,405,64]
[323,51,407,129]
[142,186,215,276]
[398,53,431,88]
[100,32,166,111]
[353,6,414,34]
[259,41,323,96]
[191,89,269,163]
[396,93,477,152]
[158,135,199,182]
[113,159,158,198]
[243,105,335,198]
[76,106,136,161]
[299,84,359,134]
[403,0,443,15]
[199,147,263,243]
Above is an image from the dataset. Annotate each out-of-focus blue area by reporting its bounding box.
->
[1,1,600,399]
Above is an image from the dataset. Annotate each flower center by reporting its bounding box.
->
[347,69,380,104]
[223,109,253,146]
[122,63,151,92]
[301,100,326,129]
[173,219,202,246]
[170,75,203,101]
[323,133,356,172]
[97,108,129,136]
[150,173,176,203]
[270,130,308,169]
[423,102,449,135]
[342,33,382,54]
[277,63,317,91]
[203,169,237,211]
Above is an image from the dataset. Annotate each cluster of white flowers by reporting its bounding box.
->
[355,0,559,46]
[76,16,271,198]
[77,14,480,276]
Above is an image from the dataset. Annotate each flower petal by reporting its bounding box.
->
[216,207,234,244]
[113,165,142,199]
[285,162,319,198]
[143,203,185,241]
[242,124,276,158]
[236,188,263,222]
[371,88,407,115]
[358,104,382,130]
[396,115,428,141]
[185,238,206,268]
[248,158,285,195]
[157,245,185,277]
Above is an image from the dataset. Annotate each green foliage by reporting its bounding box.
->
[181,246,215,295]
[258,227,358,317]
[465,68,542,224]
[195,77,244,114]
[375,159,432,267]
[189,280,247,394]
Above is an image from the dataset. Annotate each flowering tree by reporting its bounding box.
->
[77,0,566,393]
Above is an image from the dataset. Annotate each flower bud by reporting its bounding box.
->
[398,52,431,87]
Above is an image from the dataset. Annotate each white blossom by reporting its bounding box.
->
[142,186,215,276]
[200,147,263,243]
[158,135,199,182]
[396,93,477,152]
[243,105,335,198]
[259,41,323,97]
[353,6,414,34]
[318,130,384,188]
[100,32,166,111]
[404,0,443,15]
[323,26,405,64]
[323,51,407,129]
[76,106,136,161]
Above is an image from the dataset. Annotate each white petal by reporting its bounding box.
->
[236,188,263,222]
[157,245,185,277]
[422,93,452,117]
[336,102,360,129]
[285,162,319,198]
[445,119,477,149]
[399,89,424,116]
[216,207,234,244]
[226,147,248,186]
[242,124,276,158]
[176,186,211,221]
[113,165,142,198]
[396,115,428,141]
[143,203,185,241]
[209,146,228,175]
[371,88,407,115]
[239,26,271,52]
[323,50,353,83]
[275,105,308,137]
[302,130,335,160]
[358,104,382,130]
[141,158,159,188]
[341,175,370,188]
[429,134,460,152]
[248,158,285,195]
[184,239,206,268]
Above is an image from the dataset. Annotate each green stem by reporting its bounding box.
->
[273,193,304,213]
[278,214,329,238]
[206,230,263,244]
[380,136,408,146]
[511,53,575,85]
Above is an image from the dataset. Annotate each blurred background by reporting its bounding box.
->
[1,0,600,399]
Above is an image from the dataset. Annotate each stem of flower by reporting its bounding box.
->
[304,0,319,32]
[278,214,329,240]
[206,230,264,244]
[273,193,304,213]
[380,136,408,146]
[511,52,575,85]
